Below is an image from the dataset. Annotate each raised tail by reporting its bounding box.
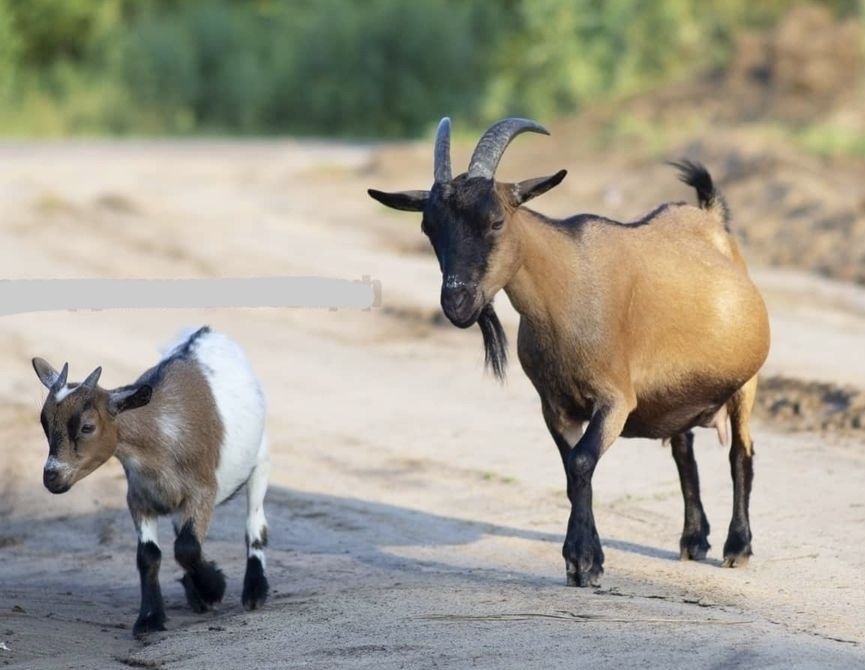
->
[670,159,730,231]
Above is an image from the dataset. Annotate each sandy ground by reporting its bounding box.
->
[0,140,863,669]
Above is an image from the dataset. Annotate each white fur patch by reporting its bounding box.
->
[246,457,269,541]
[138,517,159,547]
[185,330,267,504]
[561,422,584,448]
[53,385,78,403]
[444,275,466,289]
[157,412,183,443]
[44,455,72,474]
[249,547,266,568]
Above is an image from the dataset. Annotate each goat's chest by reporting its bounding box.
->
[516,322,595,422]
[123,458,186,516]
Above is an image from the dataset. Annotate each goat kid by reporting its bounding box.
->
[33,326,270,637]
[369,118,770,587]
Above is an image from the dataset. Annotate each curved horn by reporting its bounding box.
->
[467,118,549,180]
[81,366,102,390]
[434,117,452,183]
[55,362,69,390]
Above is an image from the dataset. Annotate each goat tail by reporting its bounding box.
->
[670,159,731,232]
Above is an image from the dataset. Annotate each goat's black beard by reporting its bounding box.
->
[477,303,508,381]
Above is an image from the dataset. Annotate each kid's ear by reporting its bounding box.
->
[367,189,429,212]
[33,358,68,390]
[108,385,152,414]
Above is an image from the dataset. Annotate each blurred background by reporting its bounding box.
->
[0,0,861,138]
[2,0,865,285]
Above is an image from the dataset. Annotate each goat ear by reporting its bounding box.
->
[367,189,428,212]
[511,169,567,205]
[108,384,153,414]
[33,358,67,389]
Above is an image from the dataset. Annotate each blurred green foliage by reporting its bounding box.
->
[0,0,859,137]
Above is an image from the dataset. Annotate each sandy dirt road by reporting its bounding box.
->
[0,141,863,668]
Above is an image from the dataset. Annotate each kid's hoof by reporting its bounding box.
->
[242,556,269,611]
[181,562,226,612]
[133,611,166,639]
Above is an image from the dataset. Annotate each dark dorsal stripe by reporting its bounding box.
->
[128,326,212,392]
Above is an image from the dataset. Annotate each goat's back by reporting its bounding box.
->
[140,327,267,504]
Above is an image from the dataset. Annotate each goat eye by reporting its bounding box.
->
[80,424,95,435]
[491,218,505,231]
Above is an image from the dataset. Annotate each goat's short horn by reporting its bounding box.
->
[434,117,452,183]
[56,362,69,389]
[467,118,549,180]
[82,366,102,390]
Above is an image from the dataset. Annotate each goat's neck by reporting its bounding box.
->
[114,405,161,468]
[503,210,584,330]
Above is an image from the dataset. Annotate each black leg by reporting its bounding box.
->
[133,540,166,638]
[722,440,754,566]
[545,396,631,587]
[562,416,606,587]
[670,431,711,560]
[242,531,269,611]
[722,378,758,568]
[174,521,226,612]
[542,406,582,500]
[242,462,270,611]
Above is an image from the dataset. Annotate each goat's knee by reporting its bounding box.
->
[566,449,597,488]
[174,522,225,611]
[173,524,200,570]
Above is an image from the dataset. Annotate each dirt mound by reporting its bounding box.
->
[688,139,865,286]
[727,5,862,123]
[756,375,865,435]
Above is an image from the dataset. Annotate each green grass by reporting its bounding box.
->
[795,123,865,158]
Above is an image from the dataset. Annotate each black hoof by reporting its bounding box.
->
[680,515,711,561]
[133,610,166,639]
[680,537,711,561]
[564,538,604,588]
[722,529,752,568]
[242,556,269,611]
[566,566,603,587]
[181,561,226,612]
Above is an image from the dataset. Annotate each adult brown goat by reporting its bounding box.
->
[368,118,770,587]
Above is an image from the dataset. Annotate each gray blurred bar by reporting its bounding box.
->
[0,276,381,316]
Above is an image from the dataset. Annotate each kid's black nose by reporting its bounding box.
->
[42,467,69,493]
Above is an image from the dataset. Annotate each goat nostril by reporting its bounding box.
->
[43,469,58,482]
[452,291,468,310]
[442,288,470,313]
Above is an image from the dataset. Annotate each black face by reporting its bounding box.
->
[422,175,507,328]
